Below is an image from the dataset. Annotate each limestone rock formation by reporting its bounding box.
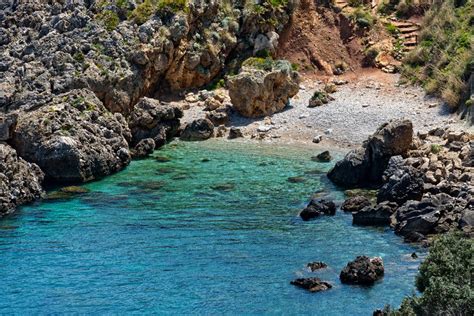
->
[0,144,44,216]
[340,256,384,285]
[11,90,131,183]
[228,59,300,118]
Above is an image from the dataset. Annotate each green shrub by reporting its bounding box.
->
[430,144,442,154]
[395,233,473,315]
[386,23,399,35]
[98,9,120,31]
[350,7,376,28]
[129,0,189,25]
[242,57,275,71]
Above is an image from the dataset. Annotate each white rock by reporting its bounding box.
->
[257,125,272,133]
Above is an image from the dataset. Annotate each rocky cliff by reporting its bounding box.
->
[0,0,298,214]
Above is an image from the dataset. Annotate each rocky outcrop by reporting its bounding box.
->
[0,144,44,216]
[0,0,299,213]
[128,97,182,147]
[228,59,300,118]
[300,199,336,221]
[11,89,131,183]
[180,118,214,141]
[290,278,332,292]
[340,256,384,285]
[1,1,296,114]
[328,119,413,188]
[331,121,473,239]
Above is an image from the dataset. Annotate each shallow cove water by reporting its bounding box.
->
[0,139,422,314]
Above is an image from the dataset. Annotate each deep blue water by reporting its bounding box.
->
[0,140,422,314]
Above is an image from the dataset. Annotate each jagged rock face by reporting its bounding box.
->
[128,97,183,147]
[228,59,300,118]
[11,90,131,183]
[377,156,424,205]
[328,119,413,188]
[1,1,295,114]
[0,144,44,217]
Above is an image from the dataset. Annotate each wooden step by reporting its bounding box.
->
[404,40,418,46]
[400,33,418,39]
[399,26,420,33]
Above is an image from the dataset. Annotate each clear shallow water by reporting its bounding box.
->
[0,140,422,314]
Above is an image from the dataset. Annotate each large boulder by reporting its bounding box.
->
[11,89,131,183]
[128,97,183,148]
[339,256,384,285]
[328,119,413,188]
[377,156,424,205]
[228,58,299,118]
[180,118,214,141]
[300,199,336,221]
[0,144,44,216]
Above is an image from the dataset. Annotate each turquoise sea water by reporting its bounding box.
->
[0,140,422,315]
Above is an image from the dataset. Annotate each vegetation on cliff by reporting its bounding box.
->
[387,232,474,315]
[401,0,473,109]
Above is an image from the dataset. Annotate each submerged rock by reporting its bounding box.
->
[340,256,384,285]
[288,176,306,183]
[290,278,332,292]
[60,186,89,194]
[300,199,336,221]
[211,183,235,192]
[228,59,299,118]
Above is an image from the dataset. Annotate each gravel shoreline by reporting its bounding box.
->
[181,72,470,150]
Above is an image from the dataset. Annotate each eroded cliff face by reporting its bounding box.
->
[0,0,298,213]
[1,0,296,114]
